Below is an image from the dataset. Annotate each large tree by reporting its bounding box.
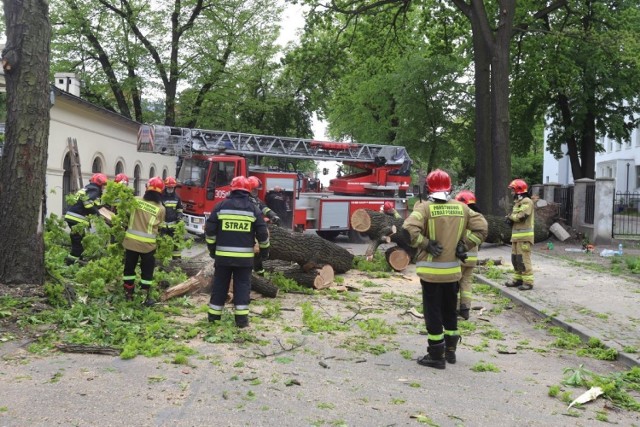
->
[0,0,51,285]
[514,0,640,181]
[50,0,310,133]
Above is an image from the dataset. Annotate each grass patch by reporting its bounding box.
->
[470,361,500,372]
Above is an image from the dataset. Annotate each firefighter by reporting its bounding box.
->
[247,175,278,275]
[382,201,401,219]
[121,176,166,305]
[454,190,484,320]
[107,173,131,214]
[64,172,108,265]
[403,169,488,369]
[160,176,184,259]
[114,173,129,186]
[205,176,270,328]
[247,176,280,225]
[265,186,290,227]
[505,179,535,291]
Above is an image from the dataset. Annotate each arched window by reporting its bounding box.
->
[115,161,124,176]
[92,157,103,173]
[149,166,156,179]
[162,168,168,180]
[134,164,142,196]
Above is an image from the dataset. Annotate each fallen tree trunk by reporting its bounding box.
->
[484,214,549,244]
[269,226,354,273]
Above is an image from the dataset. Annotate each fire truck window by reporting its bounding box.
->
[213,162,236,187]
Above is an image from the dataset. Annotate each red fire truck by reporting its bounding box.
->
[137,125,413,240]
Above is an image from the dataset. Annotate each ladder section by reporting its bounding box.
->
[67,137,83,192]
[137,125,411,165]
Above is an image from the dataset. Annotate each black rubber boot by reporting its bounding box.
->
[235,314,249,329]
[417,342,446,370]
[208,313,222,323]
[444,335,461,364]
[142,288,155,307]
[458,304,470,320]
[505,279,523,288]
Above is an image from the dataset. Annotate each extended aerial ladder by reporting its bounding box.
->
[137,125,412,168]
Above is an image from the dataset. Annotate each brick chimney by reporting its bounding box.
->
[54,72,81,97]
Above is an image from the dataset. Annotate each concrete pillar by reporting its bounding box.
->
[543,183,561,203]
[572,178,594,228]
[593,177,615,245]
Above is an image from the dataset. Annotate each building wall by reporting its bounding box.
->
[542,123,640,192]
[46,93,177,217]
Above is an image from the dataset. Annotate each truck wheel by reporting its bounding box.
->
[316,230,340,241]
[347,229,368,244]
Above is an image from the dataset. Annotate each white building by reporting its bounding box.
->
[44,73,177,217]
[542,124,640,193]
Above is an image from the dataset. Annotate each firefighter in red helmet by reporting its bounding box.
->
[505,179,535,290]
[454,190,484,320]
[403,169,487,369]
[382,201,401,219]
[160,176,184,259]
[204,176,270,328]
[121,176,166,305]
[64,173,108,265]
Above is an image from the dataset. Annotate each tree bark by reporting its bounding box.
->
[0,0,51,285]
[269,226,354,273]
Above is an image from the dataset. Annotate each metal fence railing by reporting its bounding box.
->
[584,184,595,224]
[614,191,640,236]
[554,186,574,226]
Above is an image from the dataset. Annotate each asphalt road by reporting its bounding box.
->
[1,237,639,426]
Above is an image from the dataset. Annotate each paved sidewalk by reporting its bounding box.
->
[475,243,640,368]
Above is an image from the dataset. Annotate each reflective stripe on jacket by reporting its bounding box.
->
[122,197,166,253]
[403,199,488,283]
[509,196,534,243]
[205,191,269,267]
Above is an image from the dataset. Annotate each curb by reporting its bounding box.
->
[474,272,640,369]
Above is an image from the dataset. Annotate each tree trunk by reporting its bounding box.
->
[385,247,411,272]
[269,226,354,273]
[0,0,51,285]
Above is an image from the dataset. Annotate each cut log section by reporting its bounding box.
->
[279,264,335,289]
[385,246,411,272]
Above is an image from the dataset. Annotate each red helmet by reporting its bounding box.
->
[147,176,165,193]
[114,173,129,184]
[247,176,262,191]
[455,190,476,205]
[383,201,395,213]
[90,173,108,187]
[164,176,177,188]
[230,176,249,192]
[508,179,528,194]
[426,169,451,193]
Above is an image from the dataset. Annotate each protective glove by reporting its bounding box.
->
[504,216,514,226]
[208,245,216,259]
[455,241,468,263]
[422,239,443,257]
[260,247,270,261]
[271,215,281,226]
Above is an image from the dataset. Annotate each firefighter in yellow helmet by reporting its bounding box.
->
[122,176,166,305]
[403,170,488,369]
[454,190,484,320]
[505,179,535,290]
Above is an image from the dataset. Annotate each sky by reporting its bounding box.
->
[277,1,335,183]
